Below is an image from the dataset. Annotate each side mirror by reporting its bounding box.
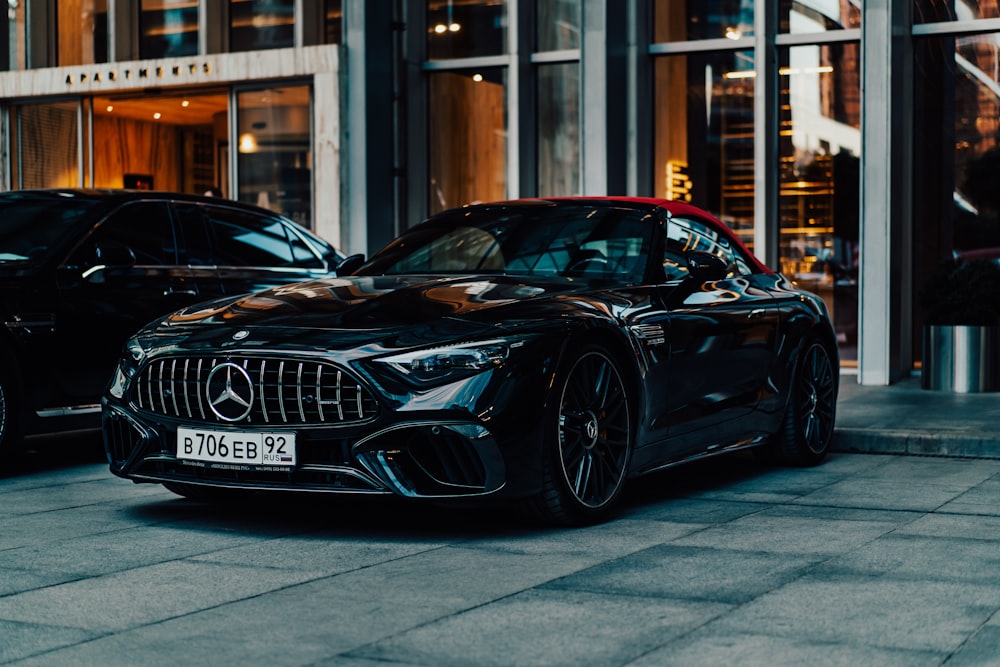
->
[335,253,366,276]
[685,250,729,283]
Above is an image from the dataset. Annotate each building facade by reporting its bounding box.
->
[2,0,999,386]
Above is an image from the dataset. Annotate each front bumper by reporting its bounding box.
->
[103,405,510,498]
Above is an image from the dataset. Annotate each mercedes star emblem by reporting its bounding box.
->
[206,362,254,422]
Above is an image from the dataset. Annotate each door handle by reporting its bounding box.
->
[748,308,766,320]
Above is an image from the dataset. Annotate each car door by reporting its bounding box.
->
[175,203,332,299]
[54,200,206,405]
[647,215,779,451]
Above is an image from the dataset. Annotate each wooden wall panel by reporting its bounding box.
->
[429,72,505,213]
[93,115,181,191]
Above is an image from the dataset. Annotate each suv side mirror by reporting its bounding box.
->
[335,253,366,276]
[685,250,730,283]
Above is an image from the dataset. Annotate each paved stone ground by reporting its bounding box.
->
[0,435,998,666]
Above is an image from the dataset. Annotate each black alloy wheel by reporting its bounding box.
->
[776,339,837,465]
[534,347,632,524]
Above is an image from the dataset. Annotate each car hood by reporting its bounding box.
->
[152,274,602,353]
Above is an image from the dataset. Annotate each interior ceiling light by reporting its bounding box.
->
[238,133,259,153]
[472,73,483,82]
[106,105,114,112]
[153,112,161,119]
[434,23,447,33]
[181,100,190,107]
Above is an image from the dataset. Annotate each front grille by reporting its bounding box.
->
[133,356,378,426]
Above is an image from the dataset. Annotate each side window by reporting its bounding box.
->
[173,205,215,266]
[203,207,308,268]
[85,202,177,266]
[664,216,752,280]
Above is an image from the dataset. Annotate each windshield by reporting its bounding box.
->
[0,197,101,263]
[359,204,656,284]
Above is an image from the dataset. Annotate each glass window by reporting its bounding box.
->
[653,0,754,43]
[537,0,579,51]
[55,0,108,66]
[427,0,506,60]
[363,205,653,284]
[913,33,1000,288]
[87,202,178,266]
[236,85,313,228]
[203,207,304,267]
[140,0,199,59]
[779,0,861,33]
[230,0,295,52]
[778,44,861,361]
[1,1,26,70]
[663,216,752,280]
[429,69,507,214]
[324,0,343,44]
[11,102,81,189]
[0,196,99,265]
[538,63,579,196]
[653,51,755,244]
[915,0,1000,23]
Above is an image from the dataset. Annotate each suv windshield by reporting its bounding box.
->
[359,204,656,284]
[0,197,102,263]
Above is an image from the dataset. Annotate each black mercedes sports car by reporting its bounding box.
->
[103,197,838,524]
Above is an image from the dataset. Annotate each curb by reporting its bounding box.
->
[833,428,1000,459]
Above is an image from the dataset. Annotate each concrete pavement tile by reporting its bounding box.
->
[0,525,281,578]
[944,615,1000,667]
[0,549,631,667]
[0,619,101,664]
[0,463,110,496]
[809,452,895,474]
[350,589,732,667]
[541,545,825,604]
[894,512,1000,539]
[458,518,704,558]
[618,497,770,525]
[715,575,1000,653]
[669,507,903,555]
[187,534,451,573]
[0,568,80,597]
[815,534,1000,583]
[850,457,1000,485]
[0,560,326,632]
[0,478,171,516]
[627,631,944,667]
[791,478,968,511]
[937,477,1000,516]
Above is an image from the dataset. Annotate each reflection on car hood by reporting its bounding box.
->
[165,274,590,331]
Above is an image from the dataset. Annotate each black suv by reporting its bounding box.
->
[0,189,343,453]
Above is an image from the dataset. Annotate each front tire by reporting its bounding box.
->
[531,347,633,525]
[772,339,837,466]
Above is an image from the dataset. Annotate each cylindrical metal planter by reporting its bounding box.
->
[922,325,998,393]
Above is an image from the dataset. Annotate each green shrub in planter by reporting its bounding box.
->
[919,258,1000,326]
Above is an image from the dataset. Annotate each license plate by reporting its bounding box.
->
[176,427,296,468]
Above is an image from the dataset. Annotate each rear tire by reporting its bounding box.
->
[530,346,633,525]
[772,339,837,466]
[0,363,24,457]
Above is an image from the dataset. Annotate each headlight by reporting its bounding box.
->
[374,339,515,386]
[108,338,146,399]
